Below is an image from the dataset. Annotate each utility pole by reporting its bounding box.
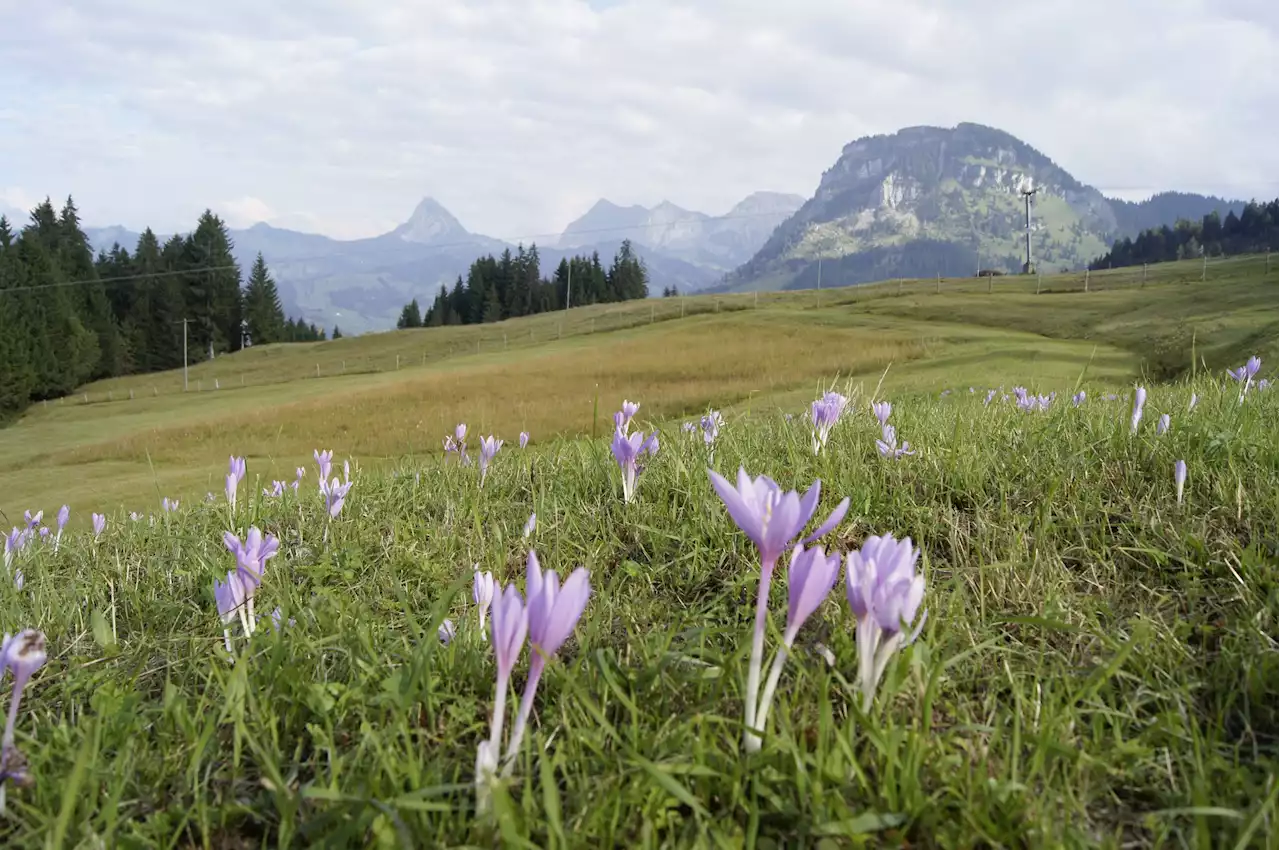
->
[564,260,573,313]
[178,318,189,391]
[816,257,823,308]
[1021,186,1039,274]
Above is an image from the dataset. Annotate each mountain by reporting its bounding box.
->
[718,122,1247,293]
[557,192,805,271]
[80,198,726,335]
[1109,191,1246,236]
[0,202,26,227]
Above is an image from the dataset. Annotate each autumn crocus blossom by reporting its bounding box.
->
[753,544,842,737]
[504,550,590,773]
[53,505,69,552]
[0,629,46,813]
[810,391,848,454]
[91,513,106,539]
[473,568,495,637]
[519,431,530,449]
[872,400,891,426]
[707,467,849,752]
[845,533,927,710]
[214,570,248,651]
[611,428,659,503]
[1156,414,1171,436]
[481,582,528,794]
[1130,386,1147,434]
[478,436,503,488]
[1174,459,1187,505]
[313,449,333,488]
[223,527,279,630]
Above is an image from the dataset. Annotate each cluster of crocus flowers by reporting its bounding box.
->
[478,436,503,488]
[610,400,658,504]
[708,467,848,752]
[700,410,724,447]
[1071,390,1086,407]
[874,402,914,460]
[0,629,46,813]
[519,431,530,449]
[314,448,333,486]
[1226,355,1262,401]
[226,455,246,512]
[1130,386,1147,434]
[1013,387,1054,412]
[476,550,591,811]
[161,497,180,513]
[809,391,848,454]
[320,461,354,520]
[845,533,928,710]
[220,526,280,641]
[444,424,470,463]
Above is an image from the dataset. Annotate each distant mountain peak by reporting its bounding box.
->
[392,197,471,244]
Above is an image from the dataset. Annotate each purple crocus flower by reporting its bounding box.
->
[1187,392,1198,412]
[321,468,353,519]
[871,401,891,426]
[1130,386,1146,434]
[754,544,843,737]
[522,513,536,539]
[214,570,248,650]
[519,431,530,449]
[161,498,179,513]
[229,456,246,484]
[313,449,333,488]
[983,390,997,407]
[1260,378,1272,391]
[478,436,503,488]
[707,467,849,752]
[610,428,659,503]
[91,513,105,539]
[226,472,239,511]
[1072,391,1086,407]
[681,421,697,436]
[845,533,927,710]
[504,551,590,771]
[616,400,640,434]
[438,619,457,645]
[2,529,22,572]
[53,505,69,552]
[1174,459,1187,505]
[1156,413,1170,436]
[700,410,723,447]
[876,424,915,459]
[809,391,848,454]
[473,567,495,637]
[22,511,41,530]
[267,607,294,632]
[483,583,529,785]
[0,628,47,804]
[222,527,279,629]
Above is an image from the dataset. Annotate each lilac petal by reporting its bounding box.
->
[708,469,758,541]
[795,480,821,531]
[802,497,850,545]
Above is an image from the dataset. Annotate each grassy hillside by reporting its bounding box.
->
[0,372,1274,847]
[0,255,1273,520]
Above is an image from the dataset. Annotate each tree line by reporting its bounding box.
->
[0,196,325,420]
[1091,198,1278,269]
[398,239,648,329]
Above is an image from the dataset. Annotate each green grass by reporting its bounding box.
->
[1,255,1273,520]
[0,374,1275,847]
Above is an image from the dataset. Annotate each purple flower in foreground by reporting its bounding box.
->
[504,551,591,771]
[519,431,530,449]
[707,467,849,752]
[1174,459,1187,505]
[482,582,529,788]
[809,391,848,454]
[754,544,843,737]
[610,428,659,503]
[321,465,353,518]
[229,455,246,484]
[22,511,41,530]
[1156,413,1170,436]
[474,567,495,637]
[845,533,927,710]
[1130,386,1146,434]
[478,436,503,488]
[91,513,106,539]
[872,401,891,425]
[0,629,47,799]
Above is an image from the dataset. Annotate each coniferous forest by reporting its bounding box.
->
[0,197,323,420]
[1091,198,1278,269]
[397,239,649,329]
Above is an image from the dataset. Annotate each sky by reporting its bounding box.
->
[1,0,1276,241]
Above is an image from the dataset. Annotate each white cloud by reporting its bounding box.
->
[0,0,1274,240]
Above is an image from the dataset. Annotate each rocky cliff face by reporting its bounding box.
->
[726,123,1127,290]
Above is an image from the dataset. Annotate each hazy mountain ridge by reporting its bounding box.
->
[81,195,736,334]
[719,122,1248,293]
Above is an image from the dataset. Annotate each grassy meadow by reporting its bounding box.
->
[0,255,1276,847]
[0,254,1274,519]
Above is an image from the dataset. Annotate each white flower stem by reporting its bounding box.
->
[488,669,510,754]
[502,654,546,776]
[753,629,797,737]
[743,557,776,753]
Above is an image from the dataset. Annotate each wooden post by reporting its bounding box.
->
[1084,269,1090,293]
[129,389,134,400]
[108,391,113,401]
[680,297,685,318]
[936,274,942,294]
[1201,254,1207,281]
[504,333,508,348]
[241,373,245,385]
[754,290,759,308]
[898,278,904,296]
[315,363,320,377]
[1035,273,1041,295]
[987,274,993,294]
[396,354,400,370]
[1141,263,1147,286]
[83,392,88,402]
